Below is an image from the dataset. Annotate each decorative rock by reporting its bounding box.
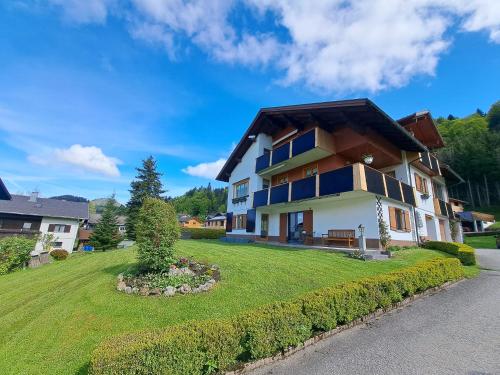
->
[132,287,139,294]
[164,286,176,297]
[139,287,150,296]
[178,284,192,294]
[117,273,124,282]
[150,288,161,296]
[207,279,216,285]
[124,286,133,294]
[191,287,200,293]
[117,281,127,291]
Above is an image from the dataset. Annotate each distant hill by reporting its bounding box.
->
[50,195,88,202]
[90,198,127,215]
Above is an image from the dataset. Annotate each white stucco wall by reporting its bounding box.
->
[33,216,80,255]
[380,199,416,243]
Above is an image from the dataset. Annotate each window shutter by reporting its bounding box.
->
[226,212,233,232]
[414,173,421,191]
[404,211,411,232]
[389,207,397,230]
[64,225,71,233]
[242,214,247,229]
[422,179,428,194]
[246,209,256,233]
[48,224,55,232]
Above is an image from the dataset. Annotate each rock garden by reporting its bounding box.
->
[117,197,220,297]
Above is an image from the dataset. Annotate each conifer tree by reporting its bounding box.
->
[89,195,121,251]
[126,156,165,239]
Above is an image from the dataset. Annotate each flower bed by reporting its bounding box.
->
[117,258,220,297]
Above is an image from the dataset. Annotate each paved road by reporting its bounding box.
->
[250,249,500,375]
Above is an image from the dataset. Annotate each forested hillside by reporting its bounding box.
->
[436,101,500,207]
[169,183,227,218]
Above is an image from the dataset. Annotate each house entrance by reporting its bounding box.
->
[288,211,304,243]
[260,214,269,238]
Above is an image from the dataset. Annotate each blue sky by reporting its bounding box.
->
[0,1,499,203]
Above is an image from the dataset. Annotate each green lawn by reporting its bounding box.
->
[0,241,463,374]
[464,235,497,249]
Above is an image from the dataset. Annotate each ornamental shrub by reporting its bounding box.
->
[0,236,36,275]
[423,241,476,265]
[136,198,180,272]
[90,258,463,375]
[182,228,225,239]
[49,249,69,261]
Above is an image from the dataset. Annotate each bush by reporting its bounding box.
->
[182,228,225,240]
[90,259,463,375]
[49,249,69,261]
[0,236,36,275]
[423,241,476,265]
[136,198,180,272]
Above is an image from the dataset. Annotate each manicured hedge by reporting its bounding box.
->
[90,259,463,375]
[423,241,476,265]
[181,228,226,240]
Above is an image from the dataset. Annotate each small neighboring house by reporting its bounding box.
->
[216,99,462,248]
[449,198,467,214]
[79,213,127,247]
[205,212,227,229]
[0,185,89,254]
[458,211,496,232]
[178,215,202,228]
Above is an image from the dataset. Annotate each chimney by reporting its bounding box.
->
[29,191,39,203]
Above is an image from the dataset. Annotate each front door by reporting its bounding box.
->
[288,211,304,243]
[260,214,269,238]
[439,219,447,241]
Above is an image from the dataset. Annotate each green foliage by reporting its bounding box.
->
[182,228,226,239]
[487,100,500,131]
[49,249,69,261]
[39,233,56,253]
[90,195,122,251]
[423,241,476,265]
[90,258,463,375]
[0,236,36,275]
[378,217,391,249]
[136,198,180,272]
[127,156,166,240]
[170,183,227,218]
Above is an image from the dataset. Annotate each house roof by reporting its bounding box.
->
[449,197,468,204]
[397,111,445,149]
[0,178,11,200]
[207,215,226,221]
[459,211,495,222]
[216,99,427,182]
[0,194,89,220]
[439,162,464,184]
[89,213,127,225]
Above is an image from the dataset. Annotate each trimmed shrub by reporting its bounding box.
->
[0,236,36,275]
[90,258,463,375]
[136,198,180,272]
[49,249,69,261]
[423,241,476,265]
[182,228,226,240]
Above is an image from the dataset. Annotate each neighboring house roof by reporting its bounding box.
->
[207,215,226,221]
[216,99,427,182]
[178,214,191,223]
[89,213,127,225]
[449,197,468,204]
[0,178,11,200]
[458,211,495,222]
[0,194,89,219]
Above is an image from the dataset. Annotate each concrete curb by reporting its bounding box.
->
[226,278,466,375]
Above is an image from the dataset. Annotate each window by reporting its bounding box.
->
[233,179,249,198]
[23,222,32,230]
[51,241,63,248]
[48,224,70,233]
[389,207,411,232]
[232,214,247,230]
[262,179,270,189]
[303,164,318,177]
[433,182,445,200]
[276,173,288,185]
[414,173,429,194]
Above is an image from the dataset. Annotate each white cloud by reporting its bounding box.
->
[182,158,227,179]
[46,0,500,92]
[48,0,113,24]
[29,144,121,177]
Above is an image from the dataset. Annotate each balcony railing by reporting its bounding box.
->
[434,198,454,218]
[252,163,417,208]
[419,152,441,176]
[254,127,335,175]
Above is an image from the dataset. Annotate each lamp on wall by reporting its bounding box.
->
[362,153,374,165]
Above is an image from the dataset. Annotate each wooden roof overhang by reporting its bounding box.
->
[216,99,427,182]
[439,162,464,185]
[398,111,445,150]
[0,178,11,200]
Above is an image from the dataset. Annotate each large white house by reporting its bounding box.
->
[0,186,89,254]
[216,99,463,249]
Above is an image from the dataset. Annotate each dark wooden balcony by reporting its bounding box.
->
[434,198,454,218]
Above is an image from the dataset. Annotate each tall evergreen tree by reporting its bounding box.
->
[89,195,121,251]
[126,156,165,239]
[487,100,500,131]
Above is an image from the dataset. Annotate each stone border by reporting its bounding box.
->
[226,278,466,375]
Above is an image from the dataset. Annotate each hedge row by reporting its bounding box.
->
[423,241,476,266]
[181,228,226,240]
[90,258,463,375]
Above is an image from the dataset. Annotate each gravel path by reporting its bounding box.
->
[250,249,500,375]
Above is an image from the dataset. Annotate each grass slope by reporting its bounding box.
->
[465,235,497,249]
[0,241,453,374]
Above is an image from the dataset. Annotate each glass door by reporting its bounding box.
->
[288,211,304,242]
[260,214,269,238]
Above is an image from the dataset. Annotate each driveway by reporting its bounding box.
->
[250,249,500,375]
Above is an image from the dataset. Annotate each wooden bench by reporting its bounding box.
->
[322,229,355,247]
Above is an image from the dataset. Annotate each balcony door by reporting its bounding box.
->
[260,214,269,238]
[288,211,304,243]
